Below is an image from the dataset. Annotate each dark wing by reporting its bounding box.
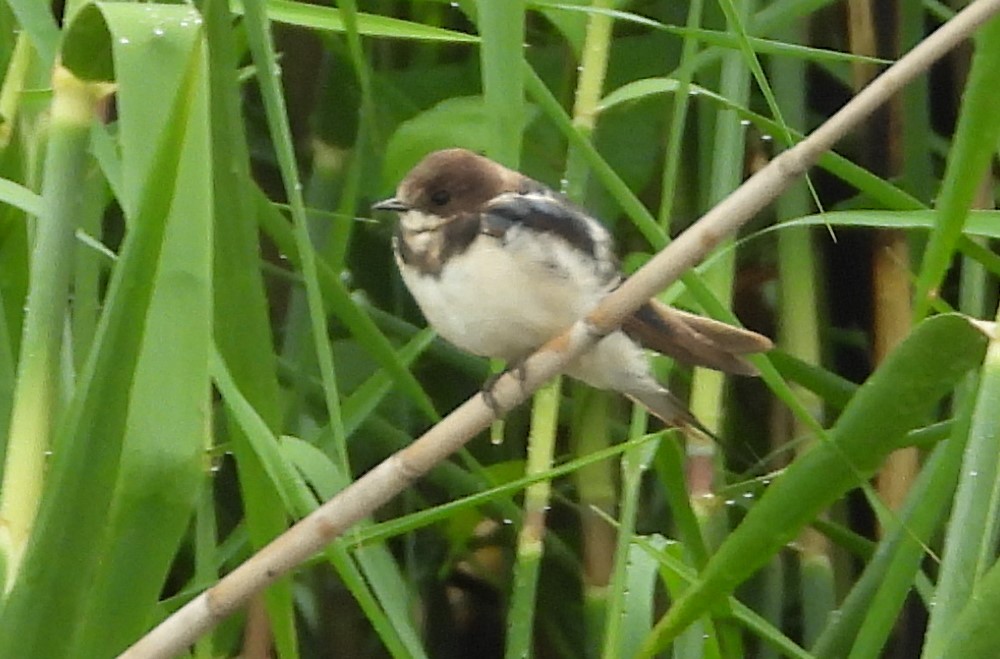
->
[622,299,773,376]
[482,192,611,260]
[481,191,620,283]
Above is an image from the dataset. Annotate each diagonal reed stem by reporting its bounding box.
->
[118,2,1000,656]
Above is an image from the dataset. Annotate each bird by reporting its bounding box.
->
[372,148,772,433]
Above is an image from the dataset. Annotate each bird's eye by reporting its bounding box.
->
[430,189,451,207]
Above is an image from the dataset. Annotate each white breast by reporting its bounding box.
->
[399,226,613,361]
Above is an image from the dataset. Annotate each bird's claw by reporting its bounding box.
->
[480,386,502,416]
[480,360,529,415]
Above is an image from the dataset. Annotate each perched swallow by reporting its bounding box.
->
[373,148,772,431]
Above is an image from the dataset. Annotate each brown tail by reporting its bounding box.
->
[622,300,773,376]
[625,385,720,442]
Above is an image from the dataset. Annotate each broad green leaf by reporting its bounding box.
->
[640,314,989,656]
[73,43,211,655]
[67,6,211,655]
[0,4,207,656]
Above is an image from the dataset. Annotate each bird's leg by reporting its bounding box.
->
[510,359,529,386]
[480,377,502,416]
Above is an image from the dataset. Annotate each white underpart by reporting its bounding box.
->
[398,209,661,398]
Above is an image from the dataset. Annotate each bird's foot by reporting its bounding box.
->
[480,360,529,415]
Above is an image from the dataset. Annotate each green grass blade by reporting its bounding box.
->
[256,189,439,421]
[812,393,973,657]
[770,209,1000,237]
[0,5,206,654]
[913,16,1000,318]
[0,178,40,215]
[214,354,428,658]
[602,434,662,659]
[942,554,1000,657]
[202,0,298,653]
[0,66,98,580]
[639,314,989,656]
[4,0,58,65]
[922,330,1000,657]
[632,534,811,659]
[241,0,348,470]
[72,55,212,657]
[599,78,925,211]
[478,0,525,165]
[357,433,658,547]
[617,536,665,659]
[341,328,437,436]
[231,0,479,42]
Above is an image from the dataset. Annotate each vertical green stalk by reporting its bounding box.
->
[689,2,755,500]
[279,144,374,437]
[686,4,754,655]
[688,0,753,442]
[600,410,656,659]
[574,388,616,652]
[488,1,546,654]
[0,66,105,584]
[772,17,833,648]
[506,5,614,655]
[560,0,620,649]
[563,0,614,200]
[566,3,616,654]
[328,0,374,273]
[504,378,560,659]
[192,480,218,659]
[278,144,343,433]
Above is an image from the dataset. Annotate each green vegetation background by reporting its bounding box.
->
[0,1,997,658]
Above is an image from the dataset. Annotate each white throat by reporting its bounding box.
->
[398,209,453,233]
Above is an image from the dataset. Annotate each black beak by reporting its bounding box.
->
[372,197,409,213]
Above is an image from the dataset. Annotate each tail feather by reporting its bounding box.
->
[622,300,772,376]
[625,386,719,443]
